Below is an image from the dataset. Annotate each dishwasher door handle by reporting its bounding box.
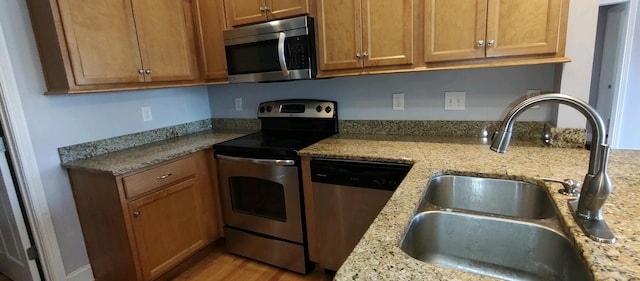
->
[217,154,296,166]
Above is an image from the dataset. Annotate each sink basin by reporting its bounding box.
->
[400,211,592,281]
[422,175,556,219]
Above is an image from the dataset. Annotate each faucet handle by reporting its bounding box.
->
[541,178,581,197]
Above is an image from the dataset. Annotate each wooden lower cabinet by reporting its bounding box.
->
[67,149,222,281]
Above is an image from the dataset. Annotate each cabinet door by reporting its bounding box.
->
[195,0,228,80]
[316,0,362,71]
[129,178,207,281]
[486,0,563,57]
[132,0,199,82]
[362,0,414,67]
[424,0,487,62]
[224,0,266,27]
[59,0,144,85]
[266,0,309,20]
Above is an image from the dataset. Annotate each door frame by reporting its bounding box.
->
[0,21,67,281]
[606,0,638,148]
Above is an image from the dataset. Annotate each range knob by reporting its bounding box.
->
[316,105,323,112]
[266,106,272,112]
[325,106,332,113]
[259,106,265,113]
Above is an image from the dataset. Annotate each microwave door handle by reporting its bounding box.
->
[277,32,290,78]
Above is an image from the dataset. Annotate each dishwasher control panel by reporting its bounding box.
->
[310,158,411,190]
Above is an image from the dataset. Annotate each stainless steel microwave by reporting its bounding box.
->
[223,16,317,83]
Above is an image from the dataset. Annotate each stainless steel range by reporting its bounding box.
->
[212,99,338,274]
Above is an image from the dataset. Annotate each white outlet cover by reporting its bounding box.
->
[393,93,405,110]
[234,98,242,111]
[444,92,466,111]
[141,106,152,121]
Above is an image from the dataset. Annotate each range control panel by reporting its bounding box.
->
[258,99,336,119]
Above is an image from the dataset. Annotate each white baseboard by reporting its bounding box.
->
[66,264,94,281]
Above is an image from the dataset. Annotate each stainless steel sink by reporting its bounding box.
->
[422,175,556,219]
[400,175,592,280]
[400,211,592,280]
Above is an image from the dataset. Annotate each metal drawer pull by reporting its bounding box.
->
[156,173,172,180]
[133,211,141,217]
[487,39,495,47]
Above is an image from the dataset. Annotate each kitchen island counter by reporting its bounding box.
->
[299,134,640,280]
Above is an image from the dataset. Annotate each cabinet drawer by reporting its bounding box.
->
[123,156,196,199]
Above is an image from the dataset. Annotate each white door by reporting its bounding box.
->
[0,135,40,281]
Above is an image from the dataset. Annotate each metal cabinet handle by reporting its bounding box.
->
[476,40,485,48]
[259,6,266,12]
[156,173,172,180]
[277,32,290,77]
[362,51,368,57]
[487,39,495,47]
[138,69,144,74]
[356,53,361,58]
[217,154,296,166]
[264,6,270,11]
[133,211,141,217]
[145,69,152,74]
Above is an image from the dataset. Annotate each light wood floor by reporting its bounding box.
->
[171,242,335,281]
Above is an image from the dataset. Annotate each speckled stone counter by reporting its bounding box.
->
[298,134,640,280]
[62,130,250,175]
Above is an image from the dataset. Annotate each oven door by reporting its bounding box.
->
[216,154,303,243]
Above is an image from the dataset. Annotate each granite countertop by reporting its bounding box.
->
[62,130,251,175]
[298,134,640,280]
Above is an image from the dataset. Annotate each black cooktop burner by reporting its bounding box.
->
[213,131,335,158]
[213,99,338,159]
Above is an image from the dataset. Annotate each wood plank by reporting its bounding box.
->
[172,241,334,281]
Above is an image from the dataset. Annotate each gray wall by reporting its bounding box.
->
[0,0,212,274]
[209,65,557,122]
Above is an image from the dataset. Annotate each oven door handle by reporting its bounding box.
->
[277,32,290,78]
[217,154,296,166]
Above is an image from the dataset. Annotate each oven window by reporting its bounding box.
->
[228,176,287,222]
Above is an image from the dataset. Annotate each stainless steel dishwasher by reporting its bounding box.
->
[310,158,411,271]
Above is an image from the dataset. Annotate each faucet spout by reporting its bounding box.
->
[490,93,615,239]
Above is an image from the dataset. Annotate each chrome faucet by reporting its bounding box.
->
[491,93,616,243]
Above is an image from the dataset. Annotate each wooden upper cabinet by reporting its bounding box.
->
[267,0,309,20]
[316,0,362,71]
[224,0,266,27]
[131,0,199,82]
[486,0,563,57]
[425,0,567,63]
[26,0,201,94]
[316,0,413,72]
[362,0,414,68]
[224,0,309,28]
[424,0,487,62]
[194,0,228,80]
[59,0,144,85]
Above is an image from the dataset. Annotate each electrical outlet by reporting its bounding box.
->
[527,90,541,109]
[234,98,242,111]
[392,93,405,110]
[141,106,152,121]
[444,91,466,110]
